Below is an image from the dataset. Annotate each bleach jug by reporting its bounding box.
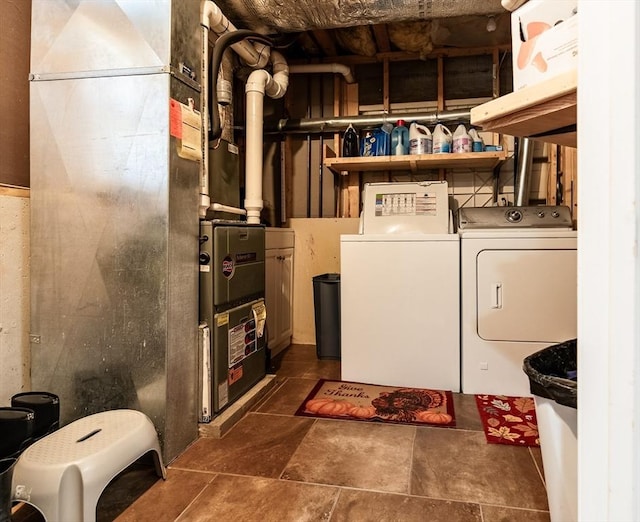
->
[391,120,409,156]
[432,124,452,153]
[468,128,484,152]
[409,122,432,155]
[452,124,471,153]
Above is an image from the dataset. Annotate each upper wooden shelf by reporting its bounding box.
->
[471,70,577,148]
[324,150,508,173]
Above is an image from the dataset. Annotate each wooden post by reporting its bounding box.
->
[437,56,446,181]
[338,81,360,218]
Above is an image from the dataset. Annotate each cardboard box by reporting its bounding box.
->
[511,0,578,91]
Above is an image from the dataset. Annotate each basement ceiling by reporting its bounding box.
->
[212,0,513,60]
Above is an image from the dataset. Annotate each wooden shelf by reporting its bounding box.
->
[470,70,577,148]
[324,150,508,174]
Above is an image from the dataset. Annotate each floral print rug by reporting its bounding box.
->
[295,379,456,427]
[475,395,540,447]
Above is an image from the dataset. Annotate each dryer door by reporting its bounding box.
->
[477,249,577,342]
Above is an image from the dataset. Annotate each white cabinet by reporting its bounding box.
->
[265,229,294,357]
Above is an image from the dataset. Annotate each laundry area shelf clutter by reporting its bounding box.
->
[324,147,508,173]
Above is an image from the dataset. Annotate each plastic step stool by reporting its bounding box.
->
[11,409,166,522]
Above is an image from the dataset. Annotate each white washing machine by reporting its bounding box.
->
[341,181,461,392]
[459,206,577,396]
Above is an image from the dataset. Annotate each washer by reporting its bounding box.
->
[341,181,460,392]
[459,206,577,396]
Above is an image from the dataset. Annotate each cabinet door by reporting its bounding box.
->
[265,249,281,349]
[279,248,294,342]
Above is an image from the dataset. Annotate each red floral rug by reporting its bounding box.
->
[475,395,540,447]
[295,379,455,427]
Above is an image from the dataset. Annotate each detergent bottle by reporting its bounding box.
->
[391,120,409,156]
[452,124,471,153]
[432,124,452,153]
[409,122,432,155]
[373,125,391,156]
[468,128,485,152]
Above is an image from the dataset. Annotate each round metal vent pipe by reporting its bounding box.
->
[515,137,534,206]
[267,109,472,134]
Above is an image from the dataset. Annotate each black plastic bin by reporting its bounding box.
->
[312,273,341,360]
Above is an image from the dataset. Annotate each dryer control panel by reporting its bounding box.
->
[458,205,573,230]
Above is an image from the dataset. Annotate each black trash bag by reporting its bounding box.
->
[523,339,577,409]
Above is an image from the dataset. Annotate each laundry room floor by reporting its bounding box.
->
[12,345,551,522]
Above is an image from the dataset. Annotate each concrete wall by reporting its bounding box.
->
[0,189,30,404]
[290,218,360,344]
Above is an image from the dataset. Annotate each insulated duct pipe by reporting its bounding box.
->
[268,109,472,134]
[245,51,289,224]
[199,0,273,217]
[289,63,356,84]
[515,137,534,206]
[213,0,505,33]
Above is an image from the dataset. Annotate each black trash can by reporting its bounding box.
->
[523,339,577,522]
[11,391,60,439]
[312,273,341,360]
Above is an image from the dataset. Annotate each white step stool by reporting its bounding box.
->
[12,409,166,522]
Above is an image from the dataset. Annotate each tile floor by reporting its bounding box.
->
[14,344,551,521]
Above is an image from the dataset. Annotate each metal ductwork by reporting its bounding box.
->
[213,0,506,33]
[268,109,472,134]
[515,137,534,206]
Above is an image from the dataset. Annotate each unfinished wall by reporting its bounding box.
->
[290,218,359,344]
[0,1,31,188]
[0,189,30,404]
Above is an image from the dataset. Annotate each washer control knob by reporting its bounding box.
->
[199,252,211,265]
[537,211,545,218]
[551,211,560,218]
[506,209,523,223]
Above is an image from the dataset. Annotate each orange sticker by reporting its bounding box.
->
[169,98,182,139]
[228,365,243,385]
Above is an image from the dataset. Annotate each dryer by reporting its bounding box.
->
[459,206,577,396]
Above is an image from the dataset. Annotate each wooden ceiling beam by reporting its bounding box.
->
[287,44,512,65]
[371,24,391,53]
[311,29,338,57]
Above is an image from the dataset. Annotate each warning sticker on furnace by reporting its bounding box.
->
[374,192,438,217]
[228,318,258,368]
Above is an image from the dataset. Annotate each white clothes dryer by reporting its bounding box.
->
[458,206,577,396]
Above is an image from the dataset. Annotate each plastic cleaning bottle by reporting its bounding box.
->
[409,122,432,155]
[468,128,485,152]
[373,125,390,156]
[342,124,359,157]
[391,120,409,156]
[432,124,452,153]
[452,124,471,153]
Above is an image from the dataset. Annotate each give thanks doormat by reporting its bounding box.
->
[295,379,455,427]
[475,395,540,447]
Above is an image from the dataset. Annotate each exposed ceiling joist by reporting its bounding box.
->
[371,24,391,53]
[311,29,338,56]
